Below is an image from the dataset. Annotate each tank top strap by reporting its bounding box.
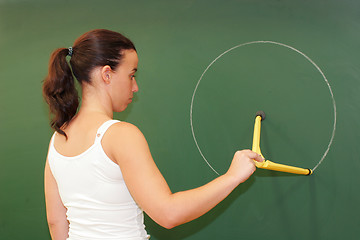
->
[94,120,121,144]
[49,132,57,149]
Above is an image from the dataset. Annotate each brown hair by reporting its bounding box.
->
[42,29,136,138]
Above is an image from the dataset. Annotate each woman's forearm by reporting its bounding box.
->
[159,173,239,229]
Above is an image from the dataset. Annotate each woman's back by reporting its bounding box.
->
[52,114,109,157]
[48,117,149,240]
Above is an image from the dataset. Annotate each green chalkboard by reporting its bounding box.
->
[1,0,359,239]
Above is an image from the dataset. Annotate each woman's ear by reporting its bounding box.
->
[101,65,112,84]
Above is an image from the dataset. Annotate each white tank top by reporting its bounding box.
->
[48,120,150,240]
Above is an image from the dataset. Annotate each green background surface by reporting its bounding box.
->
[0,0,359,239]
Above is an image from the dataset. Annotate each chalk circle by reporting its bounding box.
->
[190,41,336,175]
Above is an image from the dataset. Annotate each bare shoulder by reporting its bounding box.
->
[107,121,145,140]
[102,121,149,162]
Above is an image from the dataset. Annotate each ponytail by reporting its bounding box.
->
[42,29,136,139]
[42,48,79,139]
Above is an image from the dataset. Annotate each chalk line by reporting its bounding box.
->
[190,41,336,175]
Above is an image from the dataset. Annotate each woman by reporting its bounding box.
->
[43,29,263,240]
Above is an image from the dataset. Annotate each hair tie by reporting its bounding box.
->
[67,47,73,57]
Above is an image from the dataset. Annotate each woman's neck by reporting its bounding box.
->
[79,82,114,119]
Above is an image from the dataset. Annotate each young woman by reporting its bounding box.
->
[43,29,263,240]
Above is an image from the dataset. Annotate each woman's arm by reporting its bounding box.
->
[44,159,69,239]
[104,122,263,229]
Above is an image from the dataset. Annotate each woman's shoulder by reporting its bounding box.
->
[105,121,147,145]
[103,121,149,162]
[110,121,142,135]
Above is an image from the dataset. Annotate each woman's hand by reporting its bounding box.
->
[226,150,264,185]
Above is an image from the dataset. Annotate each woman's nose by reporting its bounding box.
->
[133,79,139,92]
